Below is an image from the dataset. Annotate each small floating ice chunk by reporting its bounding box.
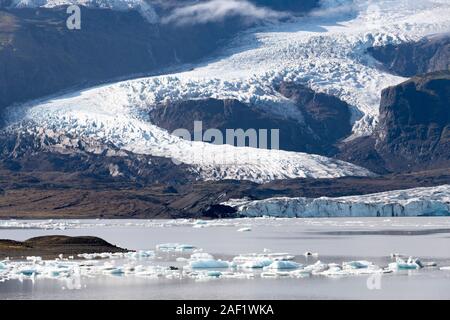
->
[26,256,42,262]
[207,271,222,278]
[192,220,208,228]
[241,259,273,269]
[156,243,196,252]
[237,227,252,232]
[127,250,155,259]
[189,259,230,269]
[440,266,450,271]
[18,269,39,277]
[343,260,373,269]
[389,257,423,270]
[190,252,214,260]
[264,261,301,270]
[304,261,328,274]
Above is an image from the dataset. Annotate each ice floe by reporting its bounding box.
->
[263,261,302,270]
[388,257,423,271]
[156,243,196,252]
[0,247,448,286]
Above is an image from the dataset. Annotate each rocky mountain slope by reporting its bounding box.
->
[1,1,450,218]
[368,33,450,77]
[339,71,450,173]
[149,82,352,155]
[0,5,283,116]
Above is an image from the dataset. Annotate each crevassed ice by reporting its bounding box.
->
[10,0,450,182]
[223,185,450,217]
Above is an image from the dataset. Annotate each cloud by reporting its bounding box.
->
[162,0,290,26]
[308,0,356,18]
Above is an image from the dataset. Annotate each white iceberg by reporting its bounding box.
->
[343,260,373,269]
[263,261,301,270]
[189,259,230,269]
[389,257,423,271]
[190,252,214,260]
[241,259,273,269]
[156,243,196,252]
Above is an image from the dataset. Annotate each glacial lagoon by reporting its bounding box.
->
[1,217,450,299]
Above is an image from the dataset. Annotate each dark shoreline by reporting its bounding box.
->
[0,235,130,259]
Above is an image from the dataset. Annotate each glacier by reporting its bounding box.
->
[8,0,159,22]
[223,185,450,217]
[6,0,450,182]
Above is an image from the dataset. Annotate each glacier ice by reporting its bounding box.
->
[388,257,423,271]
[9,0,159,23]
[263,261,302,270]
[9,0,450,182]
[223,185,450,217]
[188,259,230,269]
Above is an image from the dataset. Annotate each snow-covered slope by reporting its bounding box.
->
[7,0,450,182]
[14,88,373,183]
[223,185,450,217]
[9,0,159,22]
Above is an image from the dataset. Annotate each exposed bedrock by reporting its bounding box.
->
[339,71,450,173]
[149,82,352,155]
[368,33,450,77]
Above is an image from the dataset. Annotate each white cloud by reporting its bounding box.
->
[308,0,356,18]
[162,0,290,25]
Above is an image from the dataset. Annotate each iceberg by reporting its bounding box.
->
[190,253,214,260]
[126,250,155,259]
[207,271,222,278]
[189,259,230,269]
[241,259,273,269]
[343,260,373,269]
[389,257,423,270]
[156,243,196,252]
[263,261,301,270]
[304,261,329,274]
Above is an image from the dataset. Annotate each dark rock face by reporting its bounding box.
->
[368,34,450,77]
[375,71,450,171]
[0,128,196,185]
[150,98,313,152]
[150,82,352,155]
[276,82,353,152]
[339,71,450,173]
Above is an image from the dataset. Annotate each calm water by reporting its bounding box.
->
[1,217,450,299]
